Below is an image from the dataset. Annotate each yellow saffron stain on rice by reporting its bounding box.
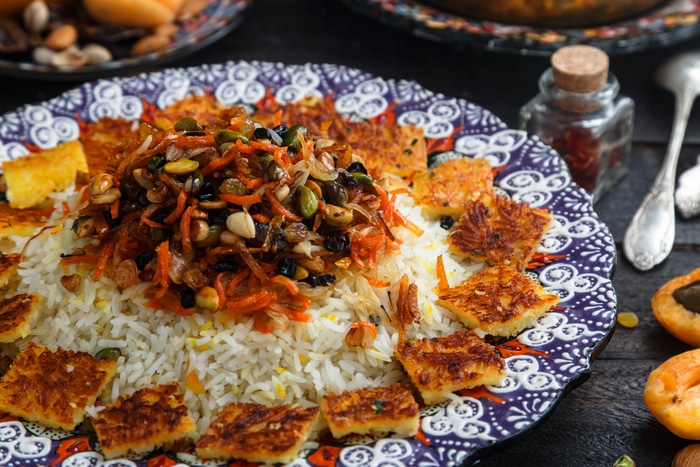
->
[185,337,197,347]
[298,355,307,364]
[276,367,286,374]
[276,383,286,398]
[50,225,63,235]
[198,345,209,351]
[200,321,213,332]
[96,300,107,308]
[322,314,338,322]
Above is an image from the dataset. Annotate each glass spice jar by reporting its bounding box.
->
[519,45,634,202]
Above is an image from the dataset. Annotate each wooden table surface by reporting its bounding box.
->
[2,1,700,465]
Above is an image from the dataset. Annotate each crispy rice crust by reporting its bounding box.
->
[0,253,21,288]
[0,204,48,240]
[412,157,494,218]
[3,140,88,209]
[448,194,553,271]
[395,330,506,404]
[321,382,419,439]
[0,294,39,343]
[438,265,559,337]
[0,342,116,430]
[92,382,197,459]
[195,402,320,464]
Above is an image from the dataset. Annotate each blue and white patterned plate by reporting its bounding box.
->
[0,61,617,467]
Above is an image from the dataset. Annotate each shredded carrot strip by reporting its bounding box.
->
[267,302,312,322]
[163,188,188,224]
[180,204,196,251]
[268,275,299,295]
[226,269,250,296]
[61,201,71,217]
[250,140,281,153]
[144,293,194,316]
[219,193,263,206]
[140,215,169,229]
[59,255,98,266]
[200,146,238,176]
[110,200,119,220]
[436,254,449,292]
[265,184,302,222]
[220,291,277,322]
[213,272,230,311]
[251,213,270,224]
[363,275,390,288]
[235,138,258,155]
[273,109,283,127]
[153,240,170,298]
[91,239,115,281]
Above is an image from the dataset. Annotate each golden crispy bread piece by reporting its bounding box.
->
[0,253,21,288]
[0,342,116,430]
[196,402,320,464]
[321,382,419,439]
[3,140,89,209]
[412,157,494,218]
[0,203,49,240]
[395,330,505,404]
[0,294,40,343]
[438,265,559,337]
[448,194,553,271]
[91,382,196,459]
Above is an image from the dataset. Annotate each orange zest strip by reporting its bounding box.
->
[219,193,263,206]
[265,184,302,222]
[436,254,449,292]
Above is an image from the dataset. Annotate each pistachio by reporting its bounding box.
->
[164,158,199,175]
[215,129,249,146]
[130,34,170,56]
[295,185,318,219]
[226,211,256,239]
[195,286,219,311]
[324,205,354,227]
[90,173,114,196]
[51,45,88,67]
[82,43,112,65]
[194,224,222,248]
[95,348,121,361]
[174,117,203,133]
[282,124,308,153]
[23,0,49,34]
[45,23,78,51]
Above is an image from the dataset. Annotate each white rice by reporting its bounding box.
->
[5,188,480,433]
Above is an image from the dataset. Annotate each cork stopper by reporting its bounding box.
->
[551,45,609,93]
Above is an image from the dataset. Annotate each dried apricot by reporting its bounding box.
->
[652,269,700,348]
[645,348,700,439]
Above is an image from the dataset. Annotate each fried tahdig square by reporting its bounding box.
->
[2,140,89,209]
[395,330,505,405]
[0,342,116,430]
[0,203,49,240]
[438,265,559,337]
[448,194,553,271]
[195,402,321,464]
[91,383,197,459]
[0,253,21,288]
[411,157,494,218]
[321,382,419,439]
[0,294,40,343]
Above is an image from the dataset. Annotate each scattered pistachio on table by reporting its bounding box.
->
[613,454,636,467]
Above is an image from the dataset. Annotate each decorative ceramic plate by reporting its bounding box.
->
[0,61,616,466]
[339,0,700,55]
[0,0,251,80]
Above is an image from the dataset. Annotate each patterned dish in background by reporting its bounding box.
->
[0,0,251,80]
[339,0,700,56]
[0,61,617,466]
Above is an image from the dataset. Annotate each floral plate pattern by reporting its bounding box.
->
[0,61,617,466]
[339,0,700,55]
[0,0,251,80]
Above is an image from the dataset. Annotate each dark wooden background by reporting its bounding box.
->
[2,0,700,465]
